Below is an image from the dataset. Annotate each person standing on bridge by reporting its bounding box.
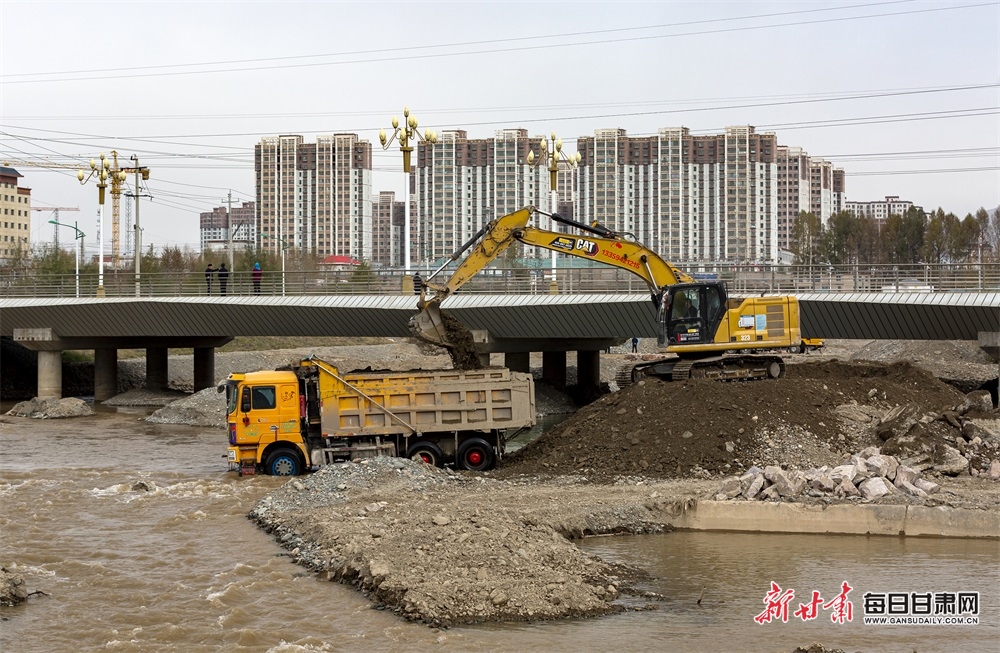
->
[252,262,262,295]
[218,263,229,296]
[205,263,215,295]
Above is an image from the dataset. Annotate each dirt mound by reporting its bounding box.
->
[496,361,966,481]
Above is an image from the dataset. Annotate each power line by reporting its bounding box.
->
[4,3,993,85]
[3,83,996,148]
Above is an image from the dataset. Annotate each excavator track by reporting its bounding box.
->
[616,354,785,386]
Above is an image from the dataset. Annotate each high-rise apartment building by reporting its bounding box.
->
[413,129,550,264]
[775,147,846,252]
[575,126,778,263]
[0,166,31,260]
[399,125,842,265]
[199,202,257,252]
[844,196,922,221]
[371,190,404,266]
[255,134,372,260]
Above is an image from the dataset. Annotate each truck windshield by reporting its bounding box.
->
[225,381,239,416]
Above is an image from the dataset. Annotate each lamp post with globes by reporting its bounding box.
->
[527,133,581,286]
[78,153,126,297]
[48,219,85,297]
[379,107,437,291]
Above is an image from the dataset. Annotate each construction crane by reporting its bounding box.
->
[109,151,150,269]
[30,206,80,248]
[5,155,151,269]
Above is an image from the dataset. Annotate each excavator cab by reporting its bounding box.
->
[658,283,728,349]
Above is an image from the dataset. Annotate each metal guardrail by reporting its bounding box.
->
[1,264,998,298]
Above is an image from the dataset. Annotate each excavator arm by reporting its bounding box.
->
[411,206,693,346]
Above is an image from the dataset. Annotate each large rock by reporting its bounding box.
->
[718,477,743,499]
[773,471,806,498]
[893,465,921,489]
[834,479,859,498]
[865,454,896,479]
[877,404,922,442]
[958,390,994,414]
[830,465,857,484]
[808,474,836,493]
[743,474,766,500]
[0,567,28,606]
[932,444,968,476]
[913,478,940,495]
[858,477,893,500]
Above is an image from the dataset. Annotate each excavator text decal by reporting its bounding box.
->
[549,236,599,256]
[600,247,640,270]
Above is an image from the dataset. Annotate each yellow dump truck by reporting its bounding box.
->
[223,357,535,476]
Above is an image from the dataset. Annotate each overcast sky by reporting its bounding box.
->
[1,0,998,258]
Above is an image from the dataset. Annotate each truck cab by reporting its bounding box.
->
[225,370,309,476]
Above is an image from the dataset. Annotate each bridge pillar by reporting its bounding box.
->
[542,350,567,387]
[146,347,169,392]
[37,350,62,400]
[504,351,531,373]
[576,350,601,390]
[193,347,216,392]
[94,348,118,402]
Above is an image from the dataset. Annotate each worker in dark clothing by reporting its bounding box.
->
[252,262,262,294]
[632,337,639,353]
[205,263,215,294]
[218,263,229,296]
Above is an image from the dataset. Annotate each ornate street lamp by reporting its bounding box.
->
[78,153,126,297]
[527,133,581,280]
[380,106,438,281]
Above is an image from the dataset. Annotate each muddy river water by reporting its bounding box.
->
[0,408,996,653]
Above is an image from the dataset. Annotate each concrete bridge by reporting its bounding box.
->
[2,291,998,400]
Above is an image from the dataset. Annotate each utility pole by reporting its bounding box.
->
[227,190,234,272]
[129,155,150,297]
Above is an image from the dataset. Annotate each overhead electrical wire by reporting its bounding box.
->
[3,2,993,85]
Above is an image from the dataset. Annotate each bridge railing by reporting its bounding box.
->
[1,263,998,298]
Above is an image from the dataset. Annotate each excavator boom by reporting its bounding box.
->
[411,206,691,346]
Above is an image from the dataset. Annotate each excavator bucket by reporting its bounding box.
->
[409,297,452,347]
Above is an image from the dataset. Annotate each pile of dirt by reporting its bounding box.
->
[496,361,968,481]
[5,397,93,419]
[251,457,709,627]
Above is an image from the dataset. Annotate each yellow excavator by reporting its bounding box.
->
[411,206,818,384]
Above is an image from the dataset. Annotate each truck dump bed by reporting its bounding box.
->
[311,362,536,438]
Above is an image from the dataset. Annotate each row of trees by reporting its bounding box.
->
[13,243,382,285]
[791,206,1000,266]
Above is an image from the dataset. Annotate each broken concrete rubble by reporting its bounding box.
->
[713,446,956,503]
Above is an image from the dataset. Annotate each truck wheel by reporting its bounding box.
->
[406,441,443,467]
[265,449,302,476]
[457,438,495,472]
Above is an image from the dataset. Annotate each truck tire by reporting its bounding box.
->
[265,449,303,476]
[406,441,443,467]
[456,438,495,472]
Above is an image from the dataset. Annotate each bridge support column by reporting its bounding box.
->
[94,348,118,402]
[576,350,600,391]
[146,347,169,392]
[505,352,530,373]
[37,350,62,400]
[542,350,567,387]
[193,347,216,392]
